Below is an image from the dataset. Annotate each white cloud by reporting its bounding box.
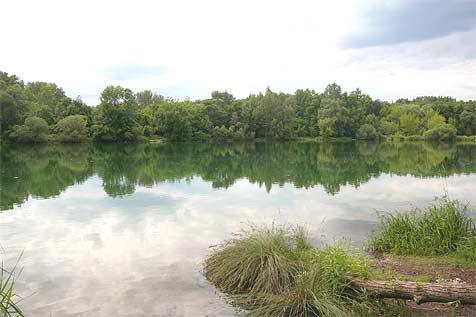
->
[0,0,474,105]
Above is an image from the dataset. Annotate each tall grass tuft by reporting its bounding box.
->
[369,196,476,259]
[1,259,24,317]
[205,225,308,295]
[204,225,376,316]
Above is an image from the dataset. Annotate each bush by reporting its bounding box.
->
[405,135,423,141]
[456,135,476,143]
[205,225,375,316]
[423,124,457,141]
[378,121,398,136]
[369,197,476,258]
[55,115,88,142]
[9,116,48,143]
[356,124,379,140]
[205,226,306,295]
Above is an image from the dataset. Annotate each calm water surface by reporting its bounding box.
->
[1,141,475,316]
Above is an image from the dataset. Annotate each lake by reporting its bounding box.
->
[1,141,475,316]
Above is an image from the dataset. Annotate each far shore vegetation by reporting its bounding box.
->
[1,71,476,143]
[204,197,476,316]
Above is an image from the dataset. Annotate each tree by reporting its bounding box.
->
[56,115,88,142]
[427,113,445,130]
[254,88,294,139]
[318,98,353,137]
[9,116,49,142]
[92,86,141,141]
[323,83,342,98]
[458,104,476,136]
[423,124,457,141]
[0,71,27,135]
[156,102,192,140]
[135,90,163,109]
[318,117,336,137]
[357,124,379,140]
[399,112,421,136]
[293,89,320,136]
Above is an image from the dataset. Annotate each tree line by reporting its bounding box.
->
[1,71,475,142]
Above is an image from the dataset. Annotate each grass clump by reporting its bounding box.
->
[205,225,307,295]
[204,225,377,316]
[454,236,476,262]
[1,260,24,317]
[369,196,476,260]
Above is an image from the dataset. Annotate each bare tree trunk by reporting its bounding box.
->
[349,278,476,305]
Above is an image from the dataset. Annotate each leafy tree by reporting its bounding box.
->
[423,124,457,141]
[254,88,294,139]
[156,102,192,140]
[458,104,476,136]
[0,71,28,135]
[293,89,320,136]
[379,120,398,135]
[135,90,163,109]
[318,117,336,137]
[427,112,446,130]
[323,83,342,98]
[92,86,141,141]
[356,124,379,140]
[318,98,352,137]
[399,112,421,136]
[9,116,49,142]
[56,115,88,142]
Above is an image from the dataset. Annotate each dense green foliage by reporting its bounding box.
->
[55,115,88,142]
[204,225,374,316]
[2,141,476,210]
[1,71,475,142]
[369,197,476,261]
[9,116,49,143]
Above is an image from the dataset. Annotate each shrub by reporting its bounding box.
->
[205,225,376,316]
[423,124,457,141]
[204,225,306,295]
[9,116,48,143]
[456,135,476,143]
[406,135,423,141]
[55,115,88,142]
[378,121,398,136]
[356,124,378,140]
[369,197,475,257]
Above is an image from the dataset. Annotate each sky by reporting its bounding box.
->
[0,0,475,105]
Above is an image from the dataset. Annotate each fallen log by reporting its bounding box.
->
[349,278,476,305]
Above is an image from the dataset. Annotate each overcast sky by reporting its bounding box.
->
[1,0,475,105]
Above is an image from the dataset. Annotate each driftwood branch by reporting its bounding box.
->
[349,278,476,305]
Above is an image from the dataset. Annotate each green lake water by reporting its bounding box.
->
[1,141,475,316]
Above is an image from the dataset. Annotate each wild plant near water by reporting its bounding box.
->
[369,196,476,259]
[1,260,23,317]
[204,225,375,316]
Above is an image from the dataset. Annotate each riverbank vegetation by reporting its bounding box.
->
[1,71,475,143]
[1,261,23,316]
[204,198,476,316]
[369,197,476,263]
